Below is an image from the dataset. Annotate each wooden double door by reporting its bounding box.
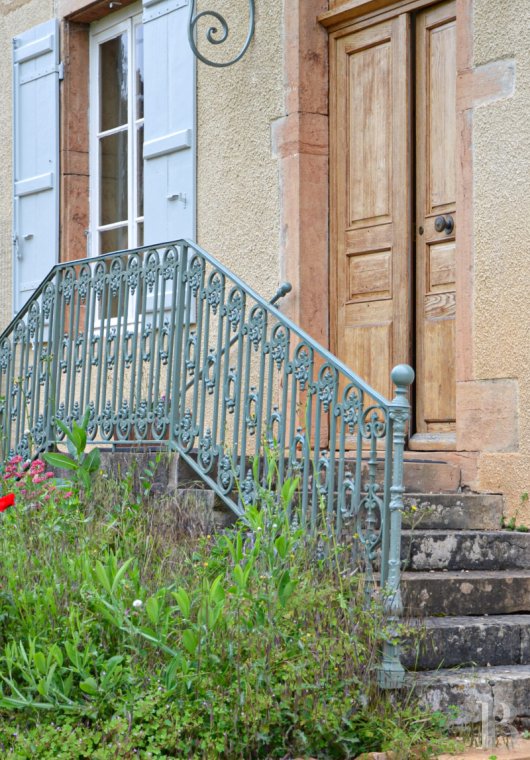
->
[331,1,457,448]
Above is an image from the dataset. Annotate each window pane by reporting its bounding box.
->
[100,34,128,132]
[100,132,128,226]
[137,222,144,247]
[137,124,144,218]
[100,226,128,255]
[135,25,144,120]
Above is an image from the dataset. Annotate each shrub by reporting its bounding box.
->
[0,469,455,759]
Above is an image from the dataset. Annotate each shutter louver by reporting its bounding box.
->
[13,19,61,313]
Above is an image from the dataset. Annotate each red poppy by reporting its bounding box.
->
[0,493,15,512]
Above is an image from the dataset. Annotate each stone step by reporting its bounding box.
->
[104,446,462,493]
[402,530,530,571]
[409,664,530,726]
[402,615,530,671]
[387,459,461,493]
[402,570,530,616]
[403,492,504,531]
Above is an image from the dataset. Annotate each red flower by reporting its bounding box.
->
[0,493,15,512]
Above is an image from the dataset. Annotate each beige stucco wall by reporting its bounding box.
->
[196,0,284,301]
[471,0,530,517]
[0,0,55,331]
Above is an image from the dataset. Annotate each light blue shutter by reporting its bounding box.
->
[142,0,195,245]
[13,19,61,313]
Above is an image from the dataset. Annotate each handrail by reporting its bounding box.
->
[0,239,414,688]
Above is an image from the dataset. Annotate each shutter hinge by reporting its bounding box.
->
[57,62,64,80]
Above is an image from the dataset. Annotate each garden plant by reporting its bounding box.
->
[0,448,458,758]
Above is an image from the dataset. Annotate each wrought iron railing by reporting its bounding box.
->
[0,240,414,686]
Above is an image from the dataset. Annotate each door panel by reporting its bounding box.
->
[413,0,457,444]
[331,15,412,403]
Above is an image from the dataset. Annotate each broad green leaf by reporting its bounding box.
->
[105,655,123,672]
[243,556,255,585]
[94,560,112,595]
[65,436,77,458]
[146,596,160,626]
[83,448,101,474]
[274,535,289,560]
[43,452,77,471]
[281,476,300,508]
[110,557,134,595]
[172,588,190,618]
[233,564,245,590]
[79,677,98,696]
[252,455,260,484]
[182,629,199,655]
[277,569,295,607]
[54,417,74,441]
[70,423,87,456]
[64,642,79,668]
[33,651,47,675]
[164,658,180,690]
[50,644,63,667]
[209,574,225,605]
[210,603,224,630]
[63,672,73,697]
[45,663,57,692]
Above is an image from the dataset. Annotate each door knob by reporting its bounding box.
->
[434,215,454,235]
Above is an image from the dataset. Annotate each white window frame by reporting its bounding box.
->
[89,2,144,259]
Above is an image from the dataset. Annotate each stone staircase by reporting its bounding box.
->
[400,485,530,730]
[102,448,530,730]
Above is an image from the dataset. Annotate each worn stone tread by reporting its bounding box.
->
[403,615,530,670]
[408,665,530,725]
[402,492,504,531]
[402,570,530,616]
[402,530,530,571]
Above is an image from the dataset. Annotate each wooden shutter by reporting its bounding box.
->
[142,0,195,245]
[13,19,61,313]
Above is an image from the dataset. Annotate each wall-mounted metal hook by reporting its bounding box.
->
[188,0,255,68]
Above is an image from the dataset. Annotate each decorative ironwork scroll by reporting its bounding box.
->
[188,0,255,68]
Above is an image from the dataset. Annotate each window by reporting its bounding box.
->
[12,0,196,314]
[90,6,144,256]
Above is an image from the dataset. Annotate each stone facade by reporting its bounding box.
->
[0,0,529,516]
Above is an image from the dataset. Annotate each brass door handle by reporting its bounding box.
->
[434,214,454,235]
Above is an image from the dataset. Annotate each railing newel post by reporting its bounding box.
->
[377,363,414,690]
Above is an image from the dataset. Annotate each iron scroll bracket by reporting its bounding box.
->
[188,0,255,68]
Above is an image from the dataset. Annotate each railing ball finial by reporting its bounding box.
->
[390,364,415,390]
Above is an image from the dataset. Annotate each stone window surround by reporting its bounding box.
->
[59,1,141,267]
